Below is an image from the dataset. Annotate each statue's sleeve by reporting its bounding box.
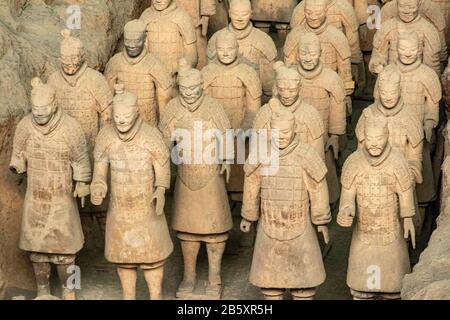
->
[241,163,262,222]
[10,119,29,174]
[327,73,347,135]
[304,170,331,225]
[394,159,416,219]
[200,0,216,16]
[103,57,119,91]
[70,120,92,183]
[149,128,171,190]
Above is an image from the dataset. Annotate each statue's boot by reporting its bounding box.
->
[32,262,51,298]
[261,288,284,300]
[116,265,137,300]
[177,241,201,297]
[143,265,164,300]
[291,288,316,300]
[351,289,375,300]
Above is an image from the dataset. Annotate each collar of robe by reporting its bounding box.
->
[59,61,88,87]
[297,62,323,80]
[123,47,148,65]
[376,97,404,117]
[396,58,421,73]
[179,93,206,112]
[363,143,392,168]
[115,115,143,142]
[229,23,253,40]
[31,106,63,136]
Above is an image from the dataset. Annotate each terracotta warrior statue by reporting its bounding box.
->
[356,68,424,228]
[241,108,331,300]
[295,32,347,206]
[207,0,278,97]
[290,0,363,80]
[10,78,91,300]
[374,31,442,231]
[104,20,173,126]
[159,59,233,299]
[253,61,326,161]
[47,29,113,151]
[176,0,217,69]
[370,0,443,75]
[284,0,355,114]
[91,84,173,300]
[431,0,450,48]
[202,29,262,198]
[251,0,300,43]
[380,0,448,64]
[140,0,198,77]
[338,116,416,300]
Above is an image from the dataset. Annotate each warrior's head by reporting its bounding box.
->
[397,0,420,23]
[298,32,322,71]
[152,0,172,11]
[59,29,85,76]
[305,0,328,29]
[273,61,301,107]
[378,67,402,110]
[229,0,252,31]
[177,58,204,107]
[216,30,239,65]
[124,20,147,58]
[271,108,296,150]
[31,77,57,126]
[398,29,420,65]
[364,116,389,158]
[112,83,139,134]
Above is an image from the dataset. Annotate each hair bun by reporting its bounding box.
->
[61,29,72,39]
[31,77,43,89]
[114,82,125,95]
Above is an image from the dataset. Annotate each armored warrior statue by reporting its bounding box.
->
[284,0,355,113]
[251,0,300,44]
[104,20,173,126]
[290,0,363,80]
[294,32,347,205]
[356,68,424,228]
[10,78,91,300]
[338,116,416,300]
[140,0,198,77]
[207,0,278,97]
[253,61,326,161]
[202,30,262,198]
[431,0,450,48]
[374,31,442,231]
[47,29,113,151]
[90,84,173,300]
[241,108,331,300]
[159,59,233,299]
[370,0,443,75]
[380,0,448,62]
[176,0,217,69]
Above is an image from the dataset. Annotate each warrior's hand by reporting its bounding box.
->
[326,134,340,160]
[424,121,435,143]
[197,16,210,37]
[317,225,330,244]
[74,181,90,208]
[90,181,107,206]
[221,163,231,184]
[240,218,252,233]
[337,206,355,228]
[404,217,416,249]
[151,187,166,216]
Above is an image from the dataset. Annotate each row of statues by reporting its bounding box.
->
[8,0,450,300]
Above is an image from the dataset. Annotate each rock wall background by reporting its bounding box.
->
[0,0,151,296]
